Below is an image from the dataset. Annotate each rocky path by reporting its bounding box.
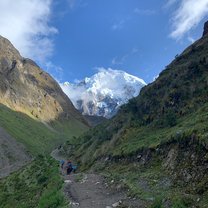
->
[64,173,126,208]
[51,149,143,208]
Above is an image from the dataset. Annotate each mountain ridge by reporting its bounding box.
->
[0,35,87,124]
[60,68,146,118]
[60,21,208,208]
[0,35,88,178]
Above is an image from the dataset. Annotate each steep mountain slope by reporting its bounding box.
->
[83,115,107,127]
[0,126,31,178]
[61,23,208,207]
[0,36,88,178]
[60,68,146,118]
[0,35,86,124]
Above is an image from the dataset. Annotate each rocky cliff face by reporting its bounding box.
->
[0,36,85,123]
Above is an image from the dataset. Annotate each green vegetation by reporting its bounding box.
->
[0,104,87,206]
[1,20,208,208]
[0,104,87,155]
[150,198,163,208]
[0,156,68,208]
[62,34,208,165]
[64,102,208,166]
[64,103,208,207]
[94,144,207,207]
[61,34,208,208]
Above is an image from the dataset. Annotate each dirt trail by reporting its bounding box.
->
[51,149,144,208]
[0,127,31,178]
[64,173,127,208]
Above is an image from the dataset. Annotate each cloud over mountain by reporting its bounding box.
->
[0,0,57,63]
[169,0,208,39]
[60,68,146,118]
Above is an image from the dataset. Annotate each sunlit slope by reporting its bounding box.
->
[0,35,88,156]
[0,104,87,155]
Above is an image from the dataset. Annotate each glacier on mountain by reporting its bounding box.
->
[60,68,146,118]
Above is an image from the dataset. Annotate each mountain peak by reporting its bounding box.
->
[203,20,208,37]
[0,35,21,60]
[60,68,146,118]
[0,35,86,124]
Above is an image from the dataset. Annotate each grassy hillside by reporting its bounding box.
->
[0,104,87,206]
[0,36,88,206]
[62,103,208,207]
[0,104,87,155]
[0,156,68,208]
[63,32,208,161]
[60,32,208,207]
[67,103,208,162]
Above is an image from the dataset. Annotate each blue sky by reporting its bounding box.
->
[0,0,208,83]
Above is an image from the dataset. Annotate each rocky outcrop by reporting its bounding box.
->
[0,35,86,124]
[203,21,208,37]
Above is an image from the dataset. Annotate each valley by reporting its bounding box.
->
[0,8,208,208]
[57,22,208,207]
[0,35,88,207]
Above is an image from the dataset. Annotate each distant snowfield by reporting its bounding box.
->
[60,68,146,118]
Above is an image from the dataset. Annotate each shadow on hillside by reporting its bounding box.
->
[0,103,85,155]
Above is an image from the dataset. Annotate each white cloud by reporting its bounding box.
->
[67,0,76,9]
[67,0,87,10]
[187,36,195,43]
[153,75,159,81]
[170,0,208,39]
[134,8,156,16]
[112,48,139,65]
[0,0,57,63]
[164,0,179,9]
[131,47,139,54]
[112,20,125,31]
[112,55,128,65]
[45,61,63,81]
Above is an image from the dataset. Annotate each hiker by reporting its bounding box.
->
[66,160,73,175]
[72,165,77,173]
[60,160,65,170]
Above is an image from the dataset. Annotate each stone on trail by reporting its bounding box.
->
[112,200,122,207]
[70,201,80,207]
[64,180,72,183]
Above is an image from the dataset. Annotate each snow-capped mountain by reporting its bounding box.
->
[60,68,146,118]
